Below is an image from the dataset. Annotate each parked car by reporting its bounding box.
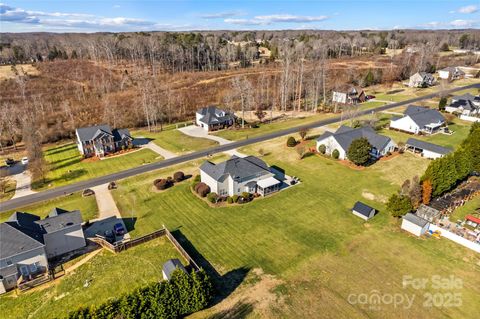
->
[113,223,126,236]
[5,158,15,166]
[21,157,28,165]
[104,230,115,243]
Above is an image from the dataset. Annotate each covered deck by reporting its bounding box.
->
[257,176,281,196]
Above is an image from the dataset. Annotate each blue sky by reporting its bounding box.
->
[0,1,479,32]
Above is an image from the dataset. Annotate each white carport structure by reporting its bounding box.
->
[257,177,281,196]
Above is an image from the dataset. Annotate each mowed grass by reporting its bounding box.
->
[132,129,218,154]
[0,237,184,319]
[0,192,98,222]
[33,143,161,190]
[108,136,479,318]
[449,196,480,222]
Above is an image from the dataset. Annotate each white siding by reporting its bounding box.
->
[75,130,85,155]
[422,149,444,160]
[316,136,346,159]
[401,219,429,237]
[43,225,86,258]
[200,170,220,194]
[438,70,450,79]
[390,116,419,134]
[352,210,374,221]
[379,140,397,156]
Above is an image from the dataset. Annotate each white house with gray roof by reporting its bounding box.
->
[316,126,396,161]
[200,155,281,197]
[75,124,133,157]
[196,106,236,132]
[401,213,430,237]
[438,67,465,81]
[389,106,445,135]
[446,93,480,118]
[0,208,86,294]
[408,72,435,88]
[405,138,452,159]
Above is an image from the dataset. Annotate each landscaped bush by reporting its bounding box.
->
[195,182,211,197]
[207,192,218,203]
[318,144,326,154]
[173,171,185,182]
[286,136,296,147]
[232,195,239,203]
[153,179,162,186]
[241,192,252,202]
[332,149,340,159]
[67,269,213,319]
[155,178,173,190]
[227,196,233,204]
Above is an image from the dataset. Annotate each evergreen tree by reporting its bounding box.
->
[347,138,372,166]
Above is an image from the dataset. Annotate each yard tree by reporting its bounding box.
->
[299,128,309,140]
[287,136,297,147]
[438,97,447,111]
[422,179,432,205]
[409,176,422,208]
[387,193,413,217]
[347,138,372,166]
[440,43,450,51]
[296,144,307,159]
[254,108,266,122]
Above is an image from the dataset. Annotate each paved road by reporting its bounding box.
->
[1,83,479,212]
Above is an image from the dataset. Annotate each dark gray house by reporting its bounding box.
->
[162,259,187,281]
[75,124,133,157]
[195,106,236,132]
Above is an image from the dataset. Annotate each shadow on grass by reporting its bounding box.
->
[52,158,83,171]
[205,301,254,319]
[170,229,249,305]
[44,143,76,156]
[60,168,88,182]
[122,217,137,232]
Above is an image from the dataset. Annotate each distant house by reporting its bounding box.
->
[445,93,480,117]
[200,155,282,197]
[195,106,236,132]
[0,208,86,294]
[415,204,441,222]
[408,72,434,88]
[465,215,480,230]
[405,138,452,159]
[351,201,376,220]
[332,86,366,104]
[389,106,445,135]
[162,259,187,281]
[316,125,396,161]
[401,213,430,237]
[75,125,133,158]
[438,67,465,81]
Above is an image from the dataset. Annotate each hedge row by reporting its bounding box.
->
[153,171,185,190]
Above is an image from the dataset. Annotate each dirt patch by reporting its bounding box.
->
[362,191,388,203]
[0,64,40,80]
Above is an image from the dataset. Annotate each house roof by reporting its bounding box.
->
[200,155,271,181]
[406,138,452,155]
[197,106,236,125]
[76,125,132,143]
[416,204,441,220]
[162,258,187,280]
[36,210,83,233]
[452,93,480,103]
[466,215,480,224]
[317,126,393,153]
[0,223,44,260]
[411,72,433,80]
[440,67,465,74]
[257,176,281,189]
[403,106,445,128]
[352,201,375,217]
[112,128,132,141]
[403,213,429,227]
[7,212,44,243]
[448,99,477,111]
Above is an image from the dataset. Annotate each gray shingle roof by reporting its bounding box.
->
[452,93,480,103]
[317,126,393,153]
[200,155,270,181]
[403,213,429,227]
[36,210,83,233]
[352,201,375,218]
[76,125,132,143]
[404,106,445,128]
[0,223,44,260]
[406,138,452,155]
[162,258,187,280]
[197,106,236,125]
[7,212,44,243]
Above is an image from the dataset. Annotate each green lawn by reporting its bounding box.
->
[132,129,218,154]
[0,237,184,319]
[104,138,479,318]
[0,178,16,202]
[33,143,161,190]
[449,196,480,222]
[0,192,98,222]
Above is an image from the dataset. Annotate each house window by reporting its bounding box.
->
[19,265,29,276]
[6,260,12,265]
[29,263,38,273]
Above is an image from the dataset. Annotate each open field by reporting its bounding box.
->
[99,134,480,318]
[0,64,40,80]
[32,143,162,190]
[0,236,184,319]
[132,129,219,154]
[0,192,98,222]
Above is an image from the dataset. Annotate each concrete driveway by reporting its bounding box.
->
[7,163,36,199]
[179,125,245,157]
[134,137,177,159]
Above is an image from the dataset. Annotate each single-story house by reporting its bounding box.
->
[408,72,435,88]
[351,201,376,221]
[162,259,187,281]
[316,125,396,161]
[200,155,282,197]
[332,86,366,105]
[438,67,465,81]
[76,125,133,157]
[401,213,430,237]
[465,215,480,230]
[415,204,441,222]
[196,106,236,132]
[445,93,480,117]
[0,208,86,294]
[389,106,445,135]
[405,138,452,159]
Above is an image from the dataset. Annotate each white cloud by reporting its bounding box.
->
[224,14,328,26]
[418,19,478,29]
[449,19,476,27]
[224,18,267,26]
[200,11,241,19]
[457,5,478,14]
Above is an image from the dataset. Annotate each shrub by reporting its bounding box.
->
[318,144,326,154]
[155,179,173,190]
[227,196,233,204]
[299,128,309,140]
[194,182,202,193]
[153,179,162,186]
[207,192,218,203]
[286,136,296,147]
[232,195,239,203]
[332,149,340,159]
[241,192,252,202]
[173,171,185,182]
[438,97,447,111]
[195,182,211,197]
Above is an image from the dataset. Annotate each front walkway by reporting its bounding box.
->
[9,163,36,199]
[178,125,246,157]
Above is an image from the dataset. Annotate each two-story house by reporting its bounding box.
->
[75,125,133,157]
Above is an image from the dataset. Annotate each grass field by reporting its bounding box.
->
[0,192,98,222]
[132,129,218,154]
[100,136,479,318]
[32,143,161,190]
[0,237,184,319]
[449,196,480,222]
